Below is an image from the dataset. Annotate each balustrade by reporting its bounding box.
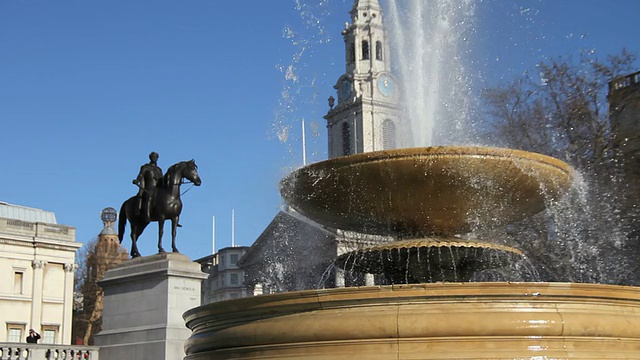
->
[0,343,98,360]
[610,70,640,91]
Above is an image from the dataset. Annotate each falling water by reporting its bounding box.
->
[386,0,476,146]
[273,0,333,167]
[271,1,638,289]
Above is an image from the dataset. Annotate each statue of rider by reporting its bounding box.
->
[133,151,163,222]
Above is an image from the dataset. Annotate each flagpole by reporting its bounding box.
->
[212,215,216,254]
[302,119,307,166]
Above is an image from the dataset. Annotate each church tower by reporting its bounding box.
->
[324,0,401,159]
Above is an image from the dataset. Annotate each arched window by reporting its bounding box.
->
[376,41,383,60]
[382,119,397,150]
[348,43,356,63]
[361,40,370,60]
[342,122,351,156]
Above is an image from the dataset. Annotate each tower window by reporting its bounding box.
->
[342,122,351,156]
[348,43,355,63]
[382,119,397,150]
[376,41,383,60]
[362,40,370,60]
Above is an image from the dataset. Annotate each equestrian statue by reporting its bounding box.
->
[118,152,202,258]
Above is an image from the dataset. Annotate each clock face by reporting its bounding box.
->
[101,207,117,222]
[377,75,396,97]
[339,79,353,101]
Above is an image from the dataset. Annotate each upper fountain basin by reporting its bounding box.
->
[280,146,575,236]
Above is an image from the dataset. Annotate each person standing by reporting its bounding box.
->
[26,329,41,344]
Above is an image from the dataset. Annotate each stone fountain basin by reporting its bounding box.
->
[281,146,574,236]
[183,283,640,359]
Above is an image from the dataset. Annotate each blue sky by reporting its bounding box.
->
[1,0,639,260]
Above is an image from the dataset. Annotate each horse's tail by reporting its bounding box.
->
[118,201,127,244]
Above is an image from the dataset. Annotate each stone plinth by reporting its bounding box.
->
[95,252,208,360]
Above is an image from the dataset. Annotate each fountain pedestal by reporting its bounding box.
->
[95,253,208,360]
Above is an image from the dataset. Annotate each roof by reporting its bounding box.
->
[237,209,336,268]
[0,201,57,224]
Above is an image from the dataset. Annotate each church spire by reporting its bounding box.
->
[342,0,389,77]
[351,0,381,11]
[324,0,400,158]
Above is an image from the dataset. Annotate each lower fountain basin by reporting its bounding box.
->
[184,282,640,359]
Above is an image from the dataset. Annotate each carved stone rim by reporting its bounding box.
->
[308,146,574,176]
[343,237,524,256]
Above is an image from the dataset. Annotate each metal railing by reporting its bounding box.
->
[0,343,98,360]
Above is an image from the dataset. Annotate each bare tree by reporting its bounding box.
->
[481,49,637,171]
[72,236,128,345]
[476,49,640,284]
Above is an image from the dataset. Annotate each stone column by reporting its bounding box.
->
[364,273,375,286]
[335,268,345,288]
[62,263,76,344]
[95,253,208,360]
[30,260,46,331]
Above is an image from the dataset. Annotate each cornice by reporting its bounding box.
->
[325,97,399,123]
[0,294,32,302]
[0,237,81,252]
[36,241,82,252]
[325,98,363,121]
[0,238,31,247]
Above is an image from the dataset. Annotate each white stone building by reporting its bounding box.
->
[196,245,250,303]
[325,0,401,157]
[0,202,81,344]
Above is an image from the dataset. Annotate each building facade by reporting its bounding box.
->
[324,0,400,158]
[197,246,250,303]
[239,211,390,294]
[609,70,640,247]
[609,71,640,182]
[0,202,81,344]
[239,211,336,294]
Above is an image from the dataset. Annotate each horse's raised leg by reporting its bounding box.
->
[157,219,166,253]
[171,216,180,253]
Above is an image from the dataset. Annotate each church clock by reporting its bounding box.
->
[338,79,353,102]
[377,75,396,97]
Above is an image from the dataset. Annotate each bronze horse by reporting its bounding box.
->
[118,160,201,258]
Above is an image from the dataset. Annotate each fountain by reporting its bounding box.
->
[183,146,640,359]
[183,1,640,358]
[282,146,571,283]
